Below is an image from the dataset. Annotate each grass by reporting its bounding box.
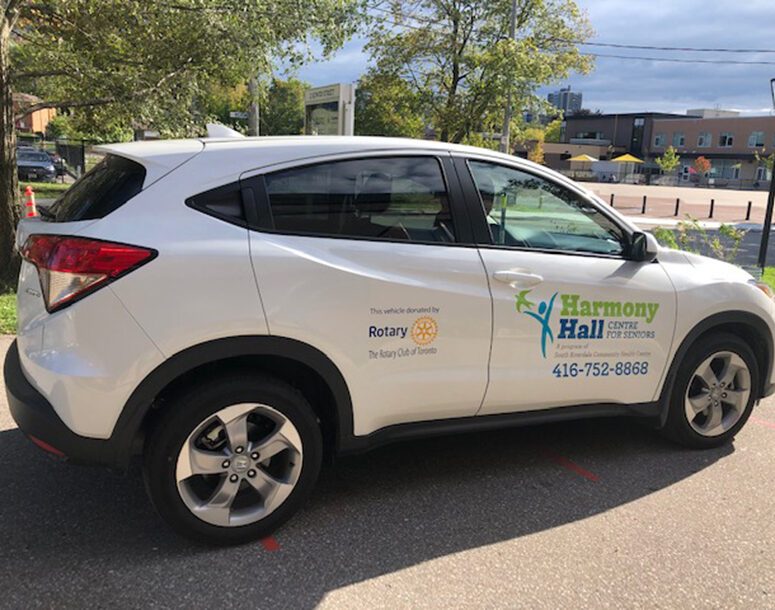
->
[19,181,70,200]
[762,268,775,292]
[0,293,16,335]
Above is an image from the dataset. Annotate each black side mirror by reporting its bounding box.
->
[630,231,658,262]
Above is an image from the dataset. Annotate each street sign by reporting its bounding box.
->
[229,111,249,119]
[303,83,355,136]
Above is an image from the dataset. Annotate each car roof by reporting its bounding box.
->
[94,135,547,185]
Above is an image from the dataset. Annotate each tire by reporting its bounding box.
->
[662,332,759,449]
[143,373,322,545]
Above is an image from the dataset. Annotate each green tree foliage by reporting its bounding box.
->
[355,71,424,137]
[755,148,774,174]
[364,0,593,143]
[544,118,563,143]
[0,0,361,290]
[260,78,307,136]
[655,145,680,174]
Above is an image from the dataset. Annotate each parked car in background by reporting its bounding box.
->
[17,150,57,182]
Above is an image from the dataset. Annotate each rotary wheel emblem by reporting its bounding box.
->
[411,316,438,346]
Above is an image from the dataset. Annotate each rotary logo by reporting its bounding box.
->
[411,316,438,346]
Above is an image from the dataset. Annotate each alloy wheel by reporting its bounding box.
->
[175,403,303,527]
[684,351,751,437]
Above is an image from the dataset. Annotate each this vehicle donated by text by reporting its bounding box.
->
[5,136,775,545]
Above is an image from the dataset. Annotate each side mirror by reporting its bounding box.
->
[630,231,659,262]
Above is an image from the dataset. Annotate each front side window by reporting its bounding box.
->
[697,132,711,148]
[719,132,734,147]
[672,132,685,147]
[467,160,624,256]
[263,157,455,243]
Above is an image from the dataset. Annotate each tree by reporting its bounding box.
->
[261,78,307,136]
[755,148,774,178]
[694,156,711,179]
[364,0,593,144]
[544,118,563,143]
[354,71,424,137]
[656,145,680,174]
[0,1,361,291]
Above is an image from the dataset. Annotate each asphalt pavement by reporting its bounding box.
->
[2,334,775,608]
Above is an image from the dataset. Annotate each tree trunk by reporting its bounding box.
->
[0,12,20,292]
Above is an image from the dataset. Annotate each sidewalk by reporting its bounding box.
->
[589,181,769,226]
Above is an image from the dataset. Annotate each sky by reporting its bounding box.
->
[290,0,775,116]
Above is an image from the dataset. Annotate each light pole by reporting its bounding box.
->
[757,78,775,269]
[499,0,517,154]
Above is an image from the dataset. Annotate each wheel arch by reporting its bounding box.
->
[109,336,354,465]
[657,310,773,426]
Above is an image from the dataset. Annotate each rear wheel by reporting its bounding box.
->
[663,333,758,448]
[143,374,322,545]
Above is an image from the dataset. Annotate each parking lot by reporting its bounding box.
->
[2,333,775,608]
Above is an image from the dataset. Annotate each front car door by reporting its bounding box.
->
[242,152,492,436]
[452,155,677,416]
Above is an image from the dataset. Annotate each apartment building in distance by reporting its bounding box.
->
[548,86,583,115]
[650,111,775,188]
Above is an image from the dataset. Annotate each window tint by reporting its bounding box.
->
[186,182,245,224]
[264,157,455,242]
[468,160,624,256]
[46,154,145,222]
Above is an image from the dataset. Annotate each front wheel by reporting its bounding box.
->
[662,333,759,448]
[143,374,322,545]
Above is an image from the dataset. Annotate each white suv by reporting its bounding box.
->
[6,135,775,545]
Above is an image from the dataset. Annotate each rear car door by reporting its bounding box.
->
[452,155,677,416]
[241,152,492,436]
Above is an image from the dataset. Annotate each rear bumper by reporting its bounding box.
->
[4,340,115,466]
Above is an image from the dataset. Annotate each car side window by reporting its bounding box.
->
[263,156,456,243]
[467,160,625,256]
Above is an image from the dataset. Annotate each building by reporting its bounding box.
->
[561,112,690,160]
[13,93,56,135]
[650,113,775,188]
[547,87,582,115]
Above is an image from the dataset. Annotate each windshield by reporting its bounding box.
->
[18,152,51,163]
[46,154,146,222]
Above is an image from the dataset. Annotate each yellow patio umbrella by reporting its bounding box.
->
[611,153,644,182]
[568,153,598,162]
[611,153,643,163]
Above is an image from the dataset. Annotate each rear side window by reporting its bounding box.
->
[186,182,245,225]
[263,156,456,243]
[46,155,146,222]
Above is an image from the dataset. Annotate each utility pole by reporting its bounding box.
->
[757,77,775,269]
[499,0,518,154]
[247,75,259,136]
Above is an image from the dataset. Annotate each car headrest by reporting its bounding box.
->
[478,175,496,215]
[354,172,392,214]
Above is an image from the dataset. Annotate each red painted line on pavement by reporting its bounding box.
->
[261,536,280,552]
[543,451,599,482]
[750,417,775,429]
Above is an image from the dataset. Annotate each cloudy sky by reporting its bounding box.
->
[291,0,775,116]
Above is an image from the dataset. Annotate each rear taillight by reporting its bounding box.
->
[21,234,155,312]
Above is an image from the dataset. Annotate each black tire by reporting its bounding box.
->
[143,373,322,545]
[662,332,759,449]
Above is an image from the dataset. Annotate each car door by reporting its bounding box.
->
[241,152,492,436]
[452,155,677,416]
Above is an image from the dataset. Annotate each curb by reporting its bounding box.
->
[625,216,771,232]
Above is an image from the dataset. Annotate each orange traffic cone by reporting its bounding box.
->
[24,185,37,218]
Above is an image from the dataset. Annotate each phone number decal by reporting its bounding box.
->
[552,361,649,378]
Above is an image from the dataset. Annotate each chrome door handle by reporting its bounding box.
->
[493,269,543,288]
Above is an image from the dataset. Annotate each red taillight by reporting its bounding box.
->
[21,234,155,312]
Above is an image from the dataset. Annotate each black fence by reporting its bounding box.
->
[17,135,102,178]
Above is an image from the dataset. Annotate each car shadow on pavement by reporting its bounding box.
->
[0,417,732,608]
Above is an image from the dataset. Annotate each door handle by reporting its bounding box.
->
[493,269,543,288]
